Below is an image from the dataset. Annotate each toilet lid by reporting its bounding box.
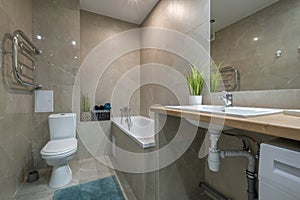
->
[41,138,77,155]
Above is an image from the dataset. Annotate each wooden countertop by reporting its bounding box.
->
[150,106,300,141]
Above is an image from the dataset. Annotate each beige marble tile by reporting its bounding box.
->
[80,10,138,61]
[81,10,141,116]
[15,157,127,200]
[187,21,210,52]
[95,51,141,114]
[208,89,300,109]
[114,113,208,200]
[211,0,300,91]
[140,49,192,117]
[295,90,300,108]
[31,0,83,170]
[140,0,210,121]
[0,0,33,198]
[142,0,209,34]
[15,168,54,200]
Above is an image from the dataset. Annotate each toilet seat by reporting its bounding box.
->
[41,138,77,157]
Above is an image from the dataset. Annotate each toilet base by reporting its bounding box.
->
[49,164,72,188]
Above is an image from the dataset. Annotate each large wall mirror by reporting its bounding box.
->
[210,0,300,92]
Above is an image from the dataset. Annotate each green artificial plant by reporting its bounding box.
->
[210,62,223,92]
[82,95,90,112]
[186,65,204,96]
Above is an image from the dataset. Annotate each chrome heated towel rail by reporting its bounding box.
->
[2,30,42,89]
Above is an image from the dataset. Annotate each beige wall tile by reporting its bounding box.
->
[0,0,33,198]
[80,10,140,116]
[140,0,210,117]
[211,0,300,91]
[31,0,81,169]
[206,89,300,109]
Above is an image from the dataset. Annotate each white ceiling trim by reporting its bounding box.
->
[211,0,280,32]
[80,0,159,25]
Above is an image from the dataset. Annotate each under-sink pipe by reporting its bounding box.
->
[220,151,255,175]
[220,151,257,200]
[208,130,221,172]
[207,131,257,200]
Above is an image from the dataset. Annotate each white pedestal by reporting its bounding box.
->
[49,164,72,188]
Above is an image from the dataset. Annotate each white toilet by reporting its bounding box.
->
[40,113,77,188]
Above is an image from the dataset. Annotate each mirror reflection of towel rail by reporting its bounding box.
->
[19,62,35,71]
[220,66,240,91]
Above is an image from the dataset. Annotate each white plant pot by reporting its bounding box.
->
[189,95,202,105]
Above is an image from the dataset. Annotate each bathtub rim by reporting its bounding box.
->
[111,116,155,149]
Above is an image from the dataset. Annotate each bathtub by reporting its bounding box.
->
[112,116,155,149]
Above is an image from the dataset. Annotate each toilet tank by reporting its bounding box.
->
[48,113,76,140]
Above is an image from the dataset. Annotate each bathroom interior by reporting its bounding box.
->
[1,0,300,200]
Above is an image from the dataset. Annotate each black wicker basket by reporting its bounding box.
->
[92,110,110,121]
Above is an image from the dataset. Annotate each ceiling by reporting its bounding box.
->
[80,0,159,25]
[211,0,280,32]
[80,0,280,31]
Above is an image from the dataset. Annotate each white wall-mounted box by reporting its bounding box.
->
[35,90,53,113]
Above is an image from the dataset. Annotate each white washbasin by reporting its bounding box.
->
[165,105,283,118]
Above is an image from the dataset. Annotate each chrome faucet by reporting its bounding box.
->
[120,106,132,130]
[218,92,233,107]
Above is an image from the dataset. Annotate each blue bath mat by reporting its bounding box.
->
[53,176,125,200]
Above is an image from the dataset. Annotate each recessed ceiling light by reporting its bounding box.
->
[72,41,76,46]
[36,35,42,40]
[253,37,259,41]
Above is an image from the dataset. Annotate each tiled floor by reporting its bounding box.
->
[14,157,129,200]
[14,157,213,200]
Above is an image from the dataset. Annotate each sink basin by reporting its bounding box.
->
[223,107,283,117]
[165,105,283,118]
[284,110,300,117]
[166,105,225,112]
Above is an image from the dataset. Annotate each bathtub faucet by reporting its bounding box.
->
[120,106,132,130]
